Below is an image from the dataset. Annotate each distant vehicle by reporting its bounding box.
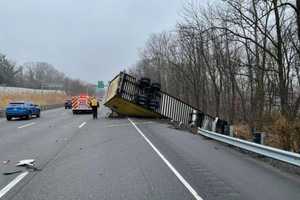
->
[64,99,72,109]
[72,95,92,114]
[5,101,41,121]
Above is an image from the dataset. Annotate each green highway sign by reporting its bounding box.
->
[97,81,105,89]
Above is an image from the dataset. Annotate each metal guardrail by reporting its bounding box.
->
[198,128,300,167]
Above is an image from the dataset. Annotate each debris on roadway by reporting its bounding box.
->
[16,159,41,171]
[2,160,10,165]
[3,170,23,176]
[16,159,35,167]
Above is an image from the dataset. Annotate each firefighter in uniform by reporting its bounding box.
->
[90,97,99,119]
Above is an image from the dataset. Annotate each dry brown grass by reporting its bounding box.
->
[0,90,67,109]
[233,114,300,152]
[233,123,253,140]
[263,115,300,152]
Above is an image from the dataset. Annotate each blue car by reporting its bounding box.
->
[5,101,41,121]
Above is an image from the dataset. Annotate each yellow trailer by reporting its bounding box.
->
[104,72,212,125]
[104,73,160,118]
[104,72,229,136]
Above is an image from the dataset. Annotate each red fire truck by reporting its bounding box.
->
[72,95,92,114]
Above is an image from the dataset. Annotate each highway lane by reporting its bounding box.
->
[0,108,91,198]
[4,117,194,200]
[0,108,69,135]
[0,108,299,200]
[133,119,300,200]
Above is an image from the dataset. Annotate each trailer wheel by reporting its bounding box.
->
[148,99,160,110]
[155,92,162,98]
[151,83,161,92]
[138,100,147,106]
[135,94,148,106]
[139,77,151,89]
[143,86,152,95]
[136,94,147,101]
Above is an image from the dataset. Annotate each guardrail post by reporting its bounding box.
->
[229,125,234,137]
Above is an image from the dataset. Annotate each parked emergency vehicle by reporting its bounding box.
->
[72,95,92,114]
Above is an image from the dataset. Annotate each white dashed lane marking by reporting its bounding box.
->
[78,122,87,129]
[18,122,36,129]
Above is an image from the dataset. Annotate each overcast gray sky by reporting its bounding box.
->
[0,0,208,83]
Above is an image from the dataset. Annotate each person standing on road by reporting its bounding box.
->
[90,97,99,119]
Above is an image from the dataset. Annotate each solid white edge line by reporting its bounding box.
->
[128,118,204,200]
[0,171,29,198]
[78,122,86,129]
[18,122,36,129]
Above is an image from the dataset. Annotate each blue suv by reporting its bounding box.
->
[5,101,41,121]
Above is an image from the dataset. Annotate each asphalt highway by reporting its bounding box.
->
[0,107,299,200]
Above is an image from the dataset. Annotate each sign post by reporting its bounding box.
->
[96,81,106,99]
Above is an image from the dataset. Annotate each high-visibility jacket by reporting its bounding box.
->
[91,99,98,107]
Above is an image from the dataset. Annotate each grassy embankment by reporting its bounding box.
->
[234,115,300,153]
[0,87,67,109]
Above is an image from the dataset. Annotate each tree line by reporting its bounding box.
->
[130,0,300,150]
[0,53,95,95]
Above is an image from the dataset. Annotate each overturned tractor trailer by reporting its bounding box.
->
[104,72,229,135]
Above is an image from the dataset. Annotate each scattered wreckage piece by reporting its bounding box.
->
[16,159,41,171]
